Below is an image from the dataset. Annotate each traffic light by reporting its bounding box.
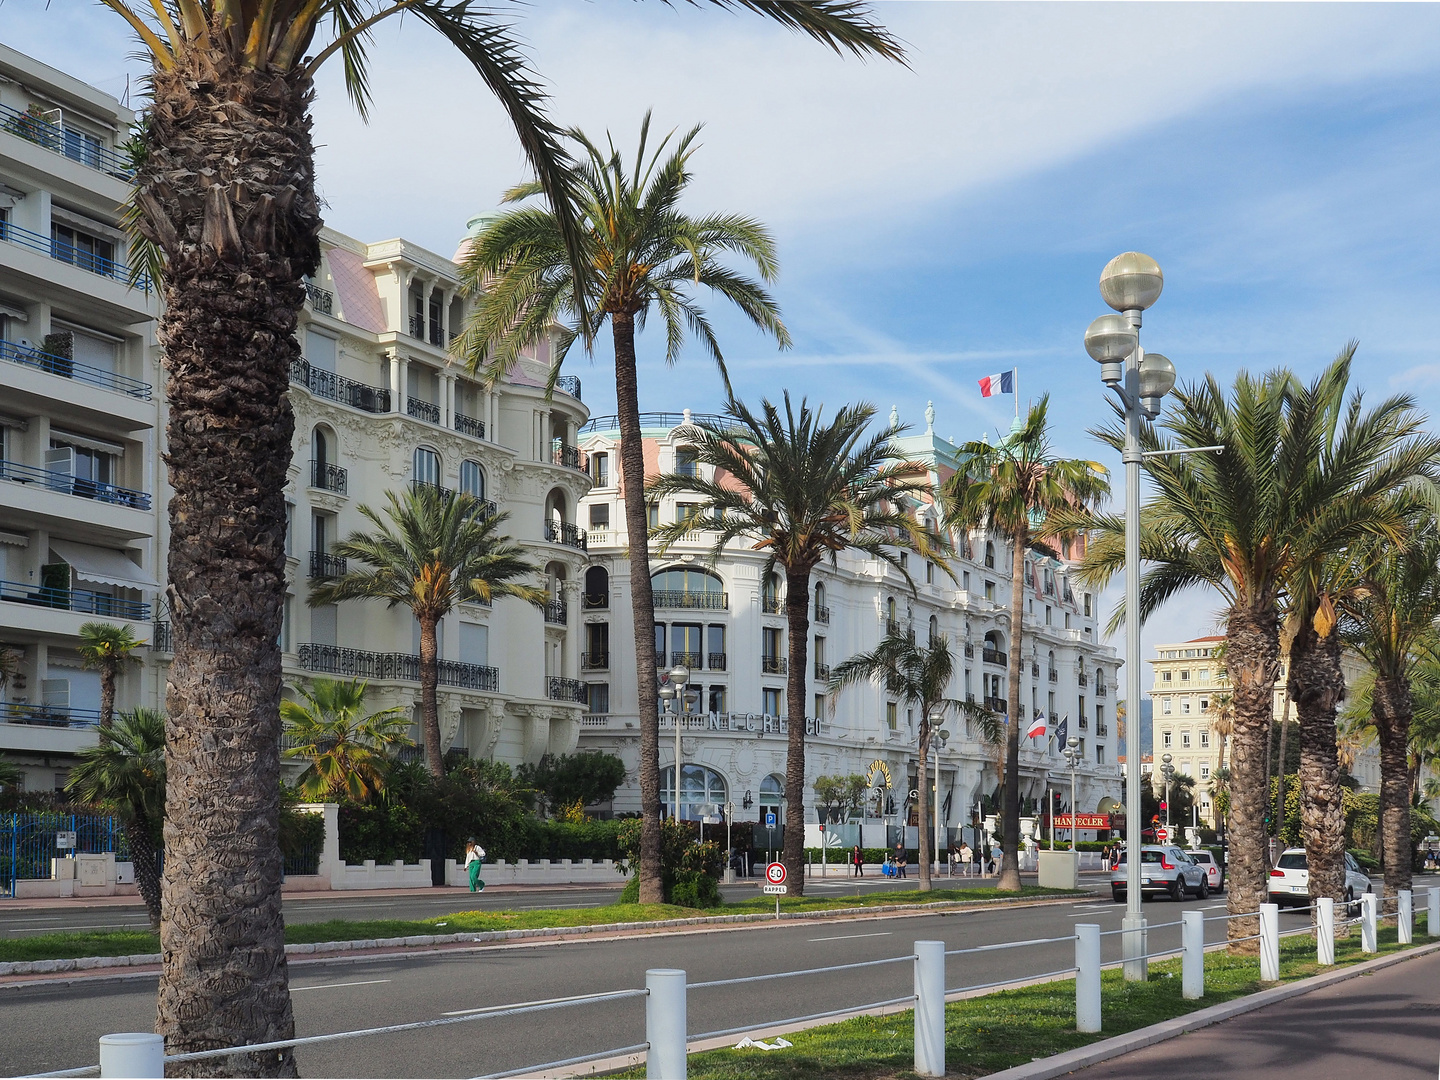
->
[1159,801,1168,812]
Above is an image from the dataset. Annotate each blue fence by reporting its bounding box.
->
[0,813,128,897]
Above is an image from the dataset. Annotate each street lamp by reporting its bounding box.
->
[1161,752,1176,832]
[1085,251,1174,982]
[931,716,949,876]
[1062,736,1082,852]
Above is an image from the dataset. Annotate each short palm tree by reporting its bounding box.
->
[829,633,998,891]
[460,120,790,903]
[941,395,1109,892]
[281,678,411,802]
[66,707,166,928]
[77,623,143,729]
[651,394,945,893]
[308,485,545,778]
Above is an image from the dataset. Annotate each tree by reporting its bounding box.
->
[830,633,998,891]
[77,623,143,729]
[94,4,898,1066]
[66,708,166,928]
[309,486,545,778]
[0,756,20,790]
[814,774,869,824]
[0,645,18,693]
[941,396,1109,891]
[280,678,411,803]
[516,752,628,817]
[650,394,944,894]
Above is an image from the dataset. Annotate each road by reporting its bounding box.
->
[4,886,1309,1079]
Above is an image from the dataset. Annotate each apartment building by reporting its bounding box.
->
[575,407,1124,834]
[0,45,165,790]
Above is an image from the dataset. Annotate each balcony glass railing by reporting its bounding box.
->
[289,357,390,414]
[1,339,152,399]
[544,520,587,550]
[548,676,587,703]
[0,577,150,620]
[652,590,727,610]
[1,102,135,178]
[0,459,151,510]
[310,459,347,494]
[407,398,440,424]
[297,643,499,692]
[0,218,151,291]
[454,412,485,440]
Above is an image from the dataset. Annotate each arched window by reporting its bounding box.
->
[886,596,896,621]
[759,772,785,823]
[984,541,996,569]
[814,582,825,609]
[1048,650,1056,677]
[545,487,568,524]
[762,573,781,613]
[652,567,725,609]
[413,446,441,488]
[460,459,485,500]
[661,764,729,821]
[313,427,329,467]
[584,566,609,609]
[928,614,938,645]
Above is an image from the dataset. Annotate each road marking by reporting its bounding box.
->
[807,931,894,942]
[443,992,604,1017]
[9,923,152,933]
[290,979,392,992]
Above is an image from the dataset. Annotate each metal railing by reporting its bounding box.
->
[1077,671,1089,687]
[544,599,568,625]
[762,655,787,675]
[308,551,347,580]
[408,313,425,339]
[454,412,485,439]
[309,459,347,494]
[545,520,587,550]
[582,591,609,610]
[1049,668,1059,682]
[0,459,151,510]
[0,578,150,620]
[297,643,498,692]
[984,696,1008,714]
[814,662,831,680]
[707,652,727,671]
[0,218,151,291]
[0,339,152,399]
[763,596,784,615]
[0,701,105,728]
[150,621,172,652]
[963,642,974,658]
[555,374,582,399]
[548,676,587,703]
[579,410,725,434]
[1096,683,1107,696]
[581,651,609,671]
[304,282,333,315]
[671,650,703,668]
[553,442,586,471]
[813,604,830,624]
[653,590,727,610]
[406,397,440,424]
[1031,661,1041,676]
[983,648,1007,667]
[289,357,391,413]
[1,103,136,178]
[410,479,455,500]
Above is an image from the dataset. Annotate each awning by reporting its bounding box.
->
[48,540,160,591]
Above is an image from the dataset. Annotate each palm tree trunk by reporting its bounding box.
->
[99,663,116,729]
[1287,622,1347,921]
[126,809,163,930]
[998,533,1026,891]
[612,312,663,905]
[916,723,932,892]
[1372,674,1414,897]
[782,567,812,897]
[419,615,444,778]
[142,49,317,1076]
[1222,602,1280,953]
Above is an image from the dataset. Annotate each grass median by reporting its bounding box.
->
[610,914,1434,1080]
[0,885,1080,964]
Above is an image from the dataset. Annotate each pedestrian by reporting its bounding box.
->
[465,837,486,893]
[895,841,908,878]
[851,844,864,877]
[959,841,973,877]
[989,840,1000,875]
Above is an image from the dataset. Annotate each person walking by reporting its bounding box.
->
[851,844,864,878]
[895,841,908,879]
[465,838,486,893]
[959,841,973,877]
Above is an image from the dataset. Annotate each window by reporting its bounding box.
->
[886,702,898,730]
[708,685,726,713]
[49,438,115,492]
[928,615,938,644]
[1198,668,1209,682]
[1096,745,1106,765]
[676,502,702,523]
[51,221,116,276]
[1064,612,1071,630]
[1084,593,1092,617]
[587,683,610,714]
[671,623,702,663]
[814,693,825,720]
[651,567,725,604]
[1180,669,1190,681]
[707,624,725,665]
[1162,697,1173,714]
[1078,695,1086,721]
[926,561,934,585]
[1162,670,1172,682]
[1200,729,1210,748]
[1201,763,1211,780]
[814,636,825,668]
[964,669,972,696]
[584,622,608,665]
[590,452,609,487]
[1182,731,1191,748]
[1096,705,1104,730]
[760,773,785,821]
[962,571,971,591]
[647,502,659,529]
[1199,698,1209,713]
[763,687,783,716]
[413,446,441,487]
[584,566,609,609]
[814,582,825,611]
[676,447,698,477]
[763,626,784,661]
[985,541,995,568]
[1162,730,1173,748]
[1181,700,1192,715]
[589,503,610,528]
[765,574,783,613]
[899,551,908,571]
[654,623,666,656]
[1045,605,1052,625]
[984,580,996,601]
[662,763,728,820]
[281,595,292,653]
[459,459,485,500]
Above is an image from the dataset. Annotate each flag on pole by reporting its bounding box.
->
[1026,710,1047,740]
[1055,713,1069,744]
[978,369,1015,398]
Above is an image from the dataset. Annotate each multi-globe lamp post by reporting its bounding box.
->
[1084,252,1176,981]
[659,664,698,819]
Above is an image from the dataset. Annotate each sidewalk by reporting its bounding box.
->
[1060,946,1440,1080]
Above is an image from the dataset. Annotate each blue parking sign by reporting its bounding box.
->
[765,811,777,828]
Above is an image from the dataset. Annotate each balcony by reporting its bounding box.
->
[553,443,586,472]
[671,651,703,669]
[305,282,334,315]
[580,411,726,435]
[544,599,568,625]
[0,218,151,291]
[0,700,103,728]
[762,655,787,675]
[0,102,135,179]
[1096,683,1108,697]
[1030,661,1040,677]
[984,696,1008,714]
[289,358,391,414]
[545,520,588,551]
[982,647,1007,667]
[1048,668,1059,683]
[429,323,445,348]
[1097,724,1109,737]
[410,479,455,500]
[707,652,727,671]
[0,459,151,510]
[150,621,172,652]
[813,604,830,625]
[581,651,609,671]
[814,662,831,680]
[454,412,486,440]
[297,643,499,692]
[582,591,609,610]
[310,459,347,494]
[1078,717,1089,730]
[963,642,975,658]
[308,551,347,580]
[0,578,150,620]
[548,676,588,704]
[761,596,783,615]
[555,375,582,400]
[1077,671,1089,687]
[407,398,441,424]
[653,590,727,610]
[0,339,152,400]
[408,313,425,339]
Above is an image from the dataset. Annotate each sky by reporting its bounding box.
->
[6,1,1440,677]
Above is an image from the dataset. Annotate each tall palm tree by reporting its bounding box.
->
[1073,352,1435,947]
[459,122,790,903]
[941,396,1110,892]
[829,633,998,891]
[77,623,143,729]
[94,5,898,1065]
[67,708,166,929]
[280,678,412,802]
[309,486,545,778]
[650,394,945,893]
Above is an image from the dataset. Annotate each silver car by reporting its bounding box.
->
[1187,849,1224,892]
[1268,848,1371,912]
[1111,845,1210,903]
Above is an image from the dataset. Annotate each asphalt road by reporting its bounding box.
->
[4,886,1309,1079]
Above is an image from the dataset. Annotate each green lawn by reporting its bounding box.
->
[0,886,1078,963]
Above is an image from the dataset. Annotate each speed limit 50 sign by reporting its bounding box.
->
[765,861,787,885]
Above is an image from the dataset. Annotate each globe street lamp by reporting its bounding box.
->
[1161,752,1176,833]
[1062,736,1082,851]
[931,716,950,876]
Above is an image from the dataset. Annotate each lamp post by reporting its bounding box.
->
[670,664,691,820]
[1161,752,1176,833]
[1085,251,1175,982]
[931,717,949,876]
[1062,736,1082,851]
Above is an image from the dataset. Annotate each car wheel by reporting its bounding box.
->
[1169,876,1185,901]
[1197,879,1209,901]
[1112,888,1125,904]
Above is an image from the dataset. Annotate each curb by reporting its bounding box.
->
[981,938,1440,1080]
[0,890,1089,979]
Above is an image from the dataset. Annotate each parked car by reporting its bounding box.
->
[1187,849,1224,892]
[1268,849,1371,912]
[1111,845,1210,903]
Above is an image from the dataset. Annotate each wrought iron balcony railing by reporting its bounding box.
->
[0,577,150,620]
[305,282,334,315]
[984,696,1008,714]
[410,479,455,500]
[0,339,152,399]
[544,599,568,625]
[582,591,609,610]
[289,357,390,414]
[1048,668,1059,683]
[982,647,1007,667]
[310,459,347,494]
[707,652,727,671]
[763,596,784,615]
[671,651,703,669]
[1096,683,1108,697]
[548,676,587,704]
[150,621,172,652]
[813,604,830,625]
[407,397,441,424]
[652,590,727,610]
[762,655,787,675]
[1077,671,1089,687]
[308,551,347,580]
[581,651,609,671]
[545,520,588,550]
[1030,661,1041,677]
[813,662,831,680]
[555,375,582,400]
[408,313,425,339]
[963,642,975,658]
[1097,724,1109,737]
[0,459,151,510]
[297,643,499,692]
[553,443,586,472]
[454,412,485,439]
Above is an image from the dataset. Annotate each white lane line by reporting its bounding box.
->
[443,992,603,1017]
[290,979,392,992]
[807,931,894,942]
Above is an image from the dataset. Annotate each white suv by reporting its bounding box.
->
[1268,849,1371,911]
[1187,849,1224,892]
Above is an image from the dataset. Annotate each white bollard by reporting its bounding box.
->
[1181,910,1204,1000]
[1398,889,1413,945]
[1429,887,1439,939]
[1259,904,1280,981]
[1316,897,1336,966]
[1075,923,1101,1034]
[913,940,945,1078]
[99,1033,164,1079]
[1121,914,1148,982]
[1361,893,1378,954]
[646,968,687,1080]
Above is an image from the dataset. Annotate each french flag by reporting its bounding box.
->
[978,369,1015,398]
[1026,710,1047,740]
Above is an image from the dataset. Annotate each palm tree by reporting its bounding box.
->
[1073,351,1436,947]
[280,678,411,802]
[829,633,998,891]
[0,756,20,789]
[66,708,166,928]
[77,623,143,729]
[308,486,545,778]
[93,5,898,1065]
[0,646,18,693]
[650,394,945,893]
[459,123,790,903]
[941,395,1110,891]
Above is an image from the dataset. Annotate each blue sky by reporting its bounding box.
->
[7,1,1440,664]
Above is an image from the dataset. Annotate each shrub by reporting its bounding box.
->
[616,817,722,903]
